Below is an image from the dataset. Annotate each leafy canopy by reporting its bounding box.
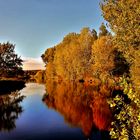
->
[0,42,23,77]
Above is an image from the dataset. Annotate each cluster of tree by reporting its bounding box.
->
[42,28,93,80]
[101,0,140,93]
[42,24,116,81]
[42,23,129,82]
[0,42,23,78]
[42,0,139,139]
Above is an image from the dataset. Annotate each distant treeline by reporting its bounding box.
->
[23,70,41,77]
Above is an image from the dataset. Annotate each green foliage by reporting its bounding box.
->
[0,42,23,77]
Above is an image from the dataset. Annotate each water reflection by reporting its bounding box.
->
[0,91,25,132]
[43,80,111,139]
[0,80,25,93]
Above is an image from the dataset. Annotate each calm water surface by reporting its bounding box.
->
[0,82,110,140]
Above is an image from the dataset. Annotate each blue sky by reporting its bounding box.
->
[0,0,104,69]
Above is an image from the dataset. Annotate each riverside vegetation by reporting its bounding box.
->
[0,42,26,93]
[0,0,139,139]
[0,42,42,90]
[42,0,140,139]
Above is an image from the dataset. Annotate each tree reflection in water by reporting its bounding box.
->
[43,80,112,139]
[0,91,25,132]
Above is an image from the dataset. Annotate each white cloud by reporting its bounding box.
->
[22,57,45,70]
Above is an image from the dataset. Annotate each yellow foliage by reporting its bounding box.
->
[91,36,115,80]
[34,70,46,83]
[44,27,97,80]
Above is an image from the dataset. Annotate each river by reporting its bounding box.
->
[0,82,110,140]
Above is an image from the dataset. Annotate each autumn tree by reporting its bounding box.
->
[77,27,96,77]
[34,70,46,83]
[53,32,81,80]
[41,47,55,64]
[101,0,140,92]
[43,27,97,80]
[91,36,115,82]
[0,42,23,77]
[101,0,140,139]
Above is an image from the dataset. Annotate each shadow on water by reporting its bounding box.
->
[42,80,111,140]
[0,80,25,94]
[0,91,25,132]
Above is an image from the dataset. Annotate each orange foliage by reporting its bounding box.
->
[91,96,112,131]
[99,85,112,97]
[91,36,115,80]
[42,27,98,80]
[43,80,113,135]
[43,81,94,136]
